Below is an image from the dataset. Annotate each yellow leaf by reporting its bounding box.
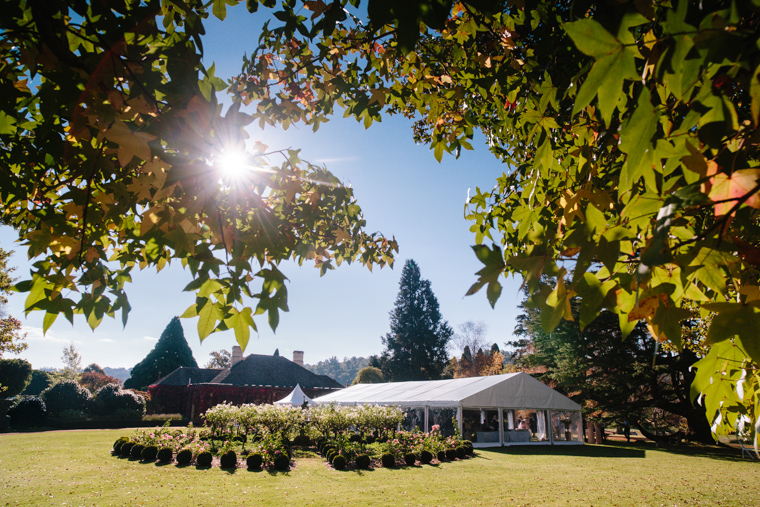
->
[103,121,155,167]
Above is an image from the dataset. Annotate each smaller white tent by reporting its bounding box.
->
[274,384,314,406]
[314,373,583,447]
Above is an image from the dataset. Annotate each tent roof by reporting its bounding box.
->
[274,384,314,406]
[313,373,581,411]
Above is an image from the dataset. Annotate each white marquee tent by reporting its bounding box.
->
[274,384,314,407]
[314,372,583,447]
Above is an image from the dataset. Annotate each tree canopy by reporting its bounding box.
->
[1,0,396,352]
[374,259,452,381]
[124,316,197,389]
[352,365,385,384]
[231,0,760,440]
[0,249,26,357]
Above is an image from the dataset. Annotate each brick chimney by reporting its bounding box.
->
[231,345,243,367]
[292,350,304,367]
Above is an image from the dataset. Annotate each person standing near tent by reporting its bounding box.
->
[529,413,538,439]
[623,420,631,442]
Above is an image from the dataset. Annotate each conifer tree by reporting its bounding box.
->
[378,260,452,381]
[124,317,197,390]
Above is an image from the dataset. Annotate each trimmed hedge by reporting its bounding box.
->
[130,444,145,459]
[176,449,193,466]
[403,453,416,466]
[196,451,213,467]
[157,447,173,463]
[142,445,158,462]
[220,450,237,469]
[273,454,289,471]
[113,437,130,454]
[456,446,467,459]
[420,450,433,464]
[381,453,396,468]
[41,380,92,417]
[445,448,457,461]
[8,397,47,429]
[436,450,446,462]
[120,442,135,456]
[246,453,263,470]
[356,454,371,469]
[332,455,347,470]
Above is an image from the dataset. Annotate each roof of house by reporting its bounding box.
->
[151,354,343,390]
[153,367,222,386]
[209,354,344,390]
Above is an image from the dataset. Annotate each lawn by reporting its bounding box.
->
[0,429,757,507]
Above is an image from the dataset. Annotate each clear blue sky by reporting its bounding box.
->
[1,5,524,370]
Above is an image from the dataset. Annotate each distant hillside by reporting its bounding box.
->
[103,367,132,382]
[304,356,368,387]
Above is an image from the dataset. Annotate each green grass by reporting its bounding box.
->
[1,430,757,506]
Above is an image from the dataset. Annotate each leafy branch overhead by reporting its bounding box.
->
[228,0,760,440]
[0,0,396,349]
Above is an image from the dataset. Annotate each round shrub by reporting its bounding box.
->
[436,450,446,462]
[113,437,130,453]
[130,444,145,459]
[356,454,371,469]
[8,397,47,429]
[348,434,361,442]
[456,446,467,459]
[273,454,289,471]
[220,450,237,469]
[326,449,337,463]
[461,440,474,454]
[332,454,347,470]
[120,442,135,456]
[196,451,213,467]
[94,384,145,418]
[445,448,457,461]
[381,453,396,468]
[322,445,336,457]
[0,358,32,399]
[142,445,158,462]
[157,447,173,463]
[292,434,310,447]
[41,380,92,417]
[246,453,263,470]
[176,449,193,466]
[420,450,433,464]
[404,453,416,466]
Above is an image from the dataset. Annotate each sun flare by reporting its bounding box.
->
[217,151,250,179]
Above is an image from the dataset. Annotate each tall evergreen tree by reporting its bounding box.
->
[124,317,197,390]
[377,260,452,381]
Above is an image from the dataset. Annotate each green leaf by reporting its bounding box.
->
[466,244,506,308]
[576,273,617,329]
[703,302,760,361]
[197,301,221,340]
[619,89,659,189]
[563,19,620,58]
[42,311,57,334]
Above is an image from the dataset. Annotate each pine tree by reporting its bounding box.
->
[124,317,197,390]
[378,259,452,381]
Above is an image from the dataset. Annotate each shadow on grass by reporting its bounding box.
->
[481,440,754,462]
[637,441,755,463]
[265,468,290,476]
[482,443,646,459]
[221,467,237,475]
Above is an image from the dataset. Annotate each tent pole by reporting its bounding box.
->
[498,409,504,447]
